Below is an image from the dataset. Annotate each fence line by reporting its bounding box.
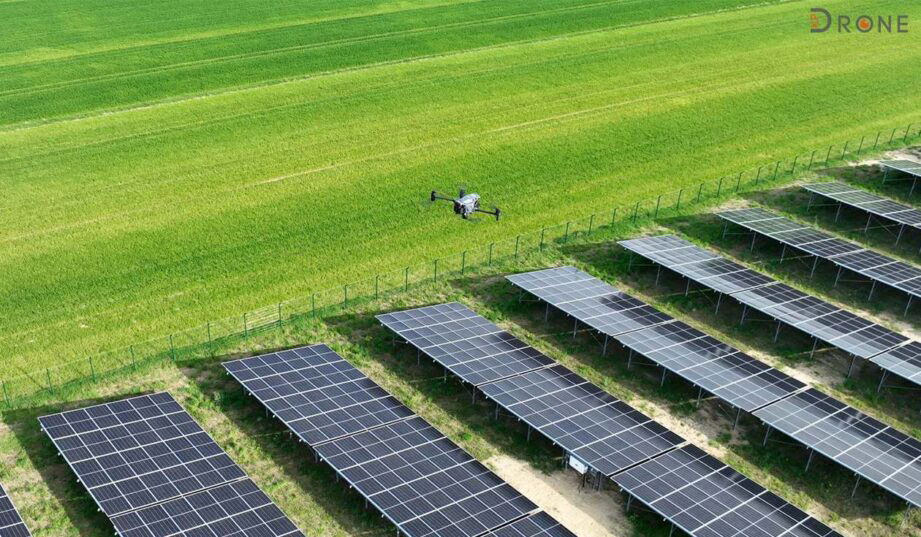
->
[4,122,920,410]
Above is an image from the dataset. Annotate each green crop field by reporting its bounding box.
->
[2,0,919,381]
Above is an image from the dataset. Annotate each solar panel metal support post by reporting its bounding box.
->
[868,281,877,301]
[602,334,609,356]
[715,292,723,313]
[834,201,843,222]
[810,256,820,278]
[773,320,782,343]
[846,354,858,378]
[805,448,815,472]
[762,426,771,446]
[851,476,861,500]
[731,408,742,430]
[740,304,748,325]
[660,368,668,387]
[810,337,819,358]
[877,370,889,393]
[779,243,787,263]
[905,295,913,316]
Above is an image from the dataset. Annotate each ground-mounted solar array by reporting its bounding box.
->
[613,445,843,537]
[508,267,806,414]
[224,344,574,537]
[507,266,921,509]
[880,160,921,196]
[754,389,921,507]
[378,302,844,537]
[39,392,304,537]
[803,182,921,246]
[618,235,921,389]
[0,485,31,537]
[716,207,921,314]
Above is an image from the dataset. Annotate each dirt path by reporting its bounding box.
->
[486,454,630,537]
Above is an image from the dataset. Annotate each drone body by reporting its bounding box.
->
[430,189,501,220]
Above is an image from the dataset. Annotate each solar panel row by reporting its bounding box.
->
[507,267,805,414]
[223,344,575,537]
[377,302,844,537]
[39,393,305,537]
[803,181,921,249]
[617,235,921,388]
[377,303,685,478]
[716,208,921,316]
[880,159,921,197]
[0,485,31,537]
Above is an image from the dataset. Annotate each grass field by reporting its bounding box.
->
[2,1,920,385]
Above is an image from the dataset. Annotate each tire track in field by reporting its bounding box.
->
[0,0,489,64]
[0,15,788,168]
[0,0,795,132]
[0,0,639,98]
[0,21,806,219]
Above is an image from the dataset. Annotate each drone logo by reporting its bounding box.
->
[810,7,908,33]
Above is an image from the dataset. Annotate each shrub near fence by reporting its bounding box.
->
[4,123,921,410]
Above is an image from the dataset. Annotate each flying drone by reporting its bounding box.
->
[430,189,501,220]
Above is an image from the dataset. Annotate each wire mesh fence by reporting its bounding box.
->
[3,122,920,409]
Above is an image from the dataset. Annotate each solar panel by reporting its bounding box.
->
[0,485,31,537]
[482,511,577,537]
[110,479,305,537]
[871,341,921,385]
[314,417,537,537]
[377,306,555,386]
[618,235,919,388]
[612,445,843,537]
[716,208,921,299]
[224,345,414,444]
[880,159,921,177]
[803,182,859,196]
[754,389,921,507]
[478,365,684,476]
[615,323,805,412]
[39,392,246,517]
[717,208,781,225]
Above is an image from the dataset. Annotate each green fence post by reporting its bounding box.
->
[755,166,763,184]
[89,356,96,382]
[889,128,897,144]
[1,381,9,408]
[789,156,798,175]
[735,171,743,192]
[807,151,816,170]
[243,313,249,337]
[588,214,594,234]
[825,145,832,166]
[653,196,661,218]
[207,322,213,356]
[856,136,864,156]
[611,208,618,225]
[169,334,176,361]
[841,141,849,159]
[433,259,438,282]
[514,236,521,257]
[404,268,409,291]
[539,228,546,250]
[343,285,348,306]
[488,243,494,266]
[716,177,723,197]
[461,251,466,274]
[905,124,913,142]
[632,201,640,223]
[312,294,317,317]
[676,189,683,210]
[696,183,703,203]
[375,275,380,299]
[772,161,780,180]
[564,222,571,242]
[278,302,283,324]
[46,368,53,394]
[130,345,137,370]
